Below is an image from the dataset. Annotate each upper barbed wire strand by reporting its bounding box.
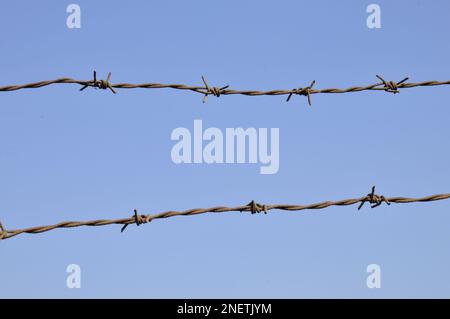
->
[1,190,449,241]
[2,73,450,104]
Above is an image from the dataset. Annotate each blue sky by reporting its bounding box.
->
[0,0,449,298]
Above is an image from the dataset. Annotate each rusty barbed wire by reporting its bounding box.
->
[1,71,450,104]
[1,187,449,241]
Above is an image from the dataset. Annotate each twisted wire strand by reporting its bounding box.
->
[1,72,450,104]
[1,191,449,241]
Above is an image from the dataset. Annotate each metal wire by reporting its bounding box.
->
[1,71,450,104]
[1,73,449,240]
[1,187,449,241]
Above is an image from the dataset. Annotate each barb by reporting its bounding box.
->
[79,71,116,94]
[0,221,8,240]
[241,200,268,214]
[358,186,391,210]
[201,76,229,103]
[1,190,449,241]
[286,80,316,106]
[376,75,409,94]
[2,72,450,104]
[120,209,150,232]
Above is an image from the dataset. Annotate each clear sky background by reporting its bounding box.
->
[0,0,449,298]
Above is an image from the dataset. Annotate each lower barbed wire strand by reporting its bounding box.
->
[1,192,449,241]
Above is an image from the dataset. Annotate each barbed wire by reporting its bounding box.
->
[1,71,450,104]
[1,187,449,241]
